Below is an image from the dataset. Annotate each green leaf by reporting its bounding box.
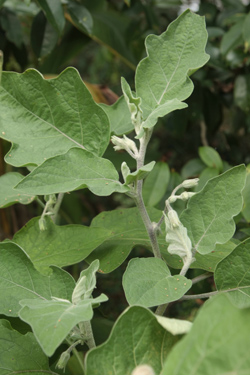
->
[99,96,134,136]
[0,242,75,317]
[242,12,250,45]
[0,172,36,208]
[67,1,93,34]
[0,8,23,48]
[215,238,250,308]
[72,259,100,303]
[135,10,209,118]
[162,294,250,374]
[0,67,110,166]
[0,319,52,374]
[242,164,250,222]
[12,216,112,275]
[181,158,205,179]
[220,20,243,55]
[142,99,188,129]
[31,10,59,58]
[19,294,108,357]
[123,258,192,307]
[142,161,170,207]
[86,207,169,273]
[36,0,65,35]
[85,306,178,375]
[15,148,128,196]
[181,165,246,254]
[234,74,250,113]
[124,161,155,185]
[198,146,223,171]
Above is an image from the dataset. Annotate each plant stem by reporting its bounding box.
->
[192,272,212,285]
[155,303,168,316]
[134,129,162,259]
[51,192,64,223]
[79,320,96,349]
[181,290,218,300]
[72,346,85,373]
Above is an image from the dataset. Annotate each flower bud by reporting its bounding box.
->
[111,135,138,157]
[56,351,70,370]
[131,365,155,375]
[168,195,178,204]
[179,192,196,201]
[167,209,181,228]
[121,161,130,182]
[181,178,199,189]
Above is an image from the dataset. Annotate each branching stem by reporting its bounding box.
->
[79,320,96,349]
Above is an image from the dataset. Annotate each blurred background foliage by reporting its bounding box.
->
[1,0,250,339]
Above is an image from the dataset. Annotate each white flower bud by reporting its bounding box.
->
[168,195,178,204]
[179,192,196,201]
[111,135,138,158]
[168,209,181,228]
[181,178,199,189]
[121,161,130,182]
[56,351,70,370]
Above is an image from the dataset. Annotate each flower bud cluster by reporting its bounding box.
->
[111,135,139,159]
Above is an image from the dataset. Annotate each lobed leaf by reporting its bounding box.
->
[19,294,108,357]
[15,148,128,196]
[181,165,246,254]
[215,238,250,308]
[0,67,110,166]
[85,306,178,375]
[123,258,192,307]
[12,216,112,275]
[0,242,75,317]
[135,10,209,119]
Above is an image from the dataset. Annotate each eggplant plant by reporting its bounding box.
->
[0,10,249,375]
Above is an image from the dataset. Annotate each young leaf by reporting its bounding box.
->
[0,67,110,166]
[19,294,108,357]
[15,148,128,196]
[99,96,134,135]
[135,10,209,119]
[123,258,191,307]
[0,319,51,374]
[124,161,155,185]
[0,242,75,317]
[181,165,246,254]
[86,207,169,273]
[12,217,112,275]
[161,294,250,374]
[85,306,178,375]
[72,259,100,303]
[142,161,170,207]
[155,316,192,336]
[215,238,250,308]
[0,172,36,208]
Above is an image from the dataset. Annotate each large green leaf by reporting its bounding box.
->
[123,258,192,307]
[67,1,93,34]
[0,242,75,317]
[12,216,112,275]
[0,68,110,166]
[86,207,169,273]
[0,319,52,375]
[36,0,65,35]
[135,10,209,118]
[161,294,250,374]
[15,148,128,196]
[181,165,246,254]
[0,172,36,208]
[85,306,178,375]
[215,238,250,308]
[242,163,250,221]
[19,294,108,357]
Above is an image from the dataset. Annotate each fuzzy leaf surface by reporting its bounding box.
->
[181,165,246,254]
[0,172,36,208]
[86,207,169,273]
[215,238,250,308]
[0,319,51,375]
[85,306,178,375]
[13,217,112,275]
[15,148,128,196]
[19,294,108,356]
[123,258,191,307]
[162,294,250,374]
[0,242,75,317]
[0,68,110,166]
[135,10,209,118]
